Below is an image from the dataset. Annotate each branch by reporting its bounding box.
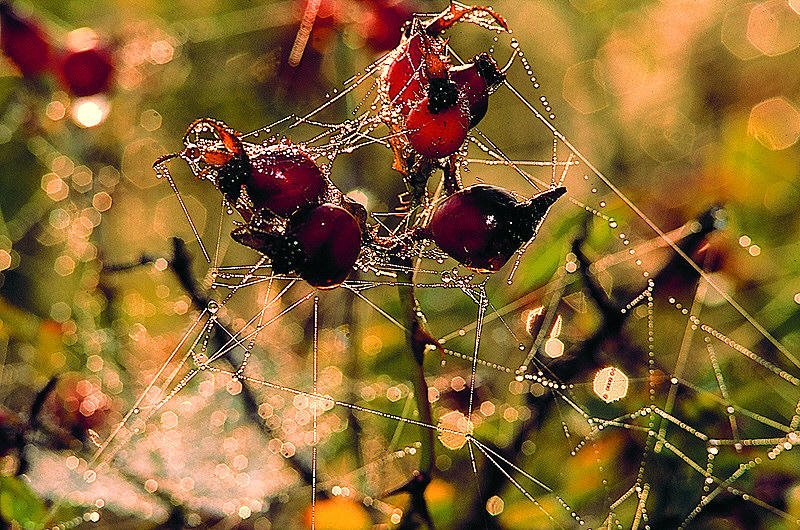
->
[394,259,436,529]
[104,238,320,492]
[166,238,320,490]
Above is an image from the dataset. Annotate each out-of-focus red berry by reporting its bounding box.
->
[42,376,112,443]
[355,0,418,53]
[0,2,51,76]
[58,46,114,97]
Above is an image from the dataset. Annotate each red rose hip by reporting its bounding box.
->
[382,33,426,112]
[0,2,51,76]
[449,53,504,128]
[406,93,469,158]
[59,47,114,97]
[246,144,326,217]
[287,204,362,288]
[426,184,566,272]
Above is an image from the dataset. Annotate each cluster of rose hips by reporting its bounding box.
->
[154,3,565,288]
[0,1,114,97]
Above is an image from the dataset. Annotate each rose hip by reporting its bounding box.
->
[426,184,566,272]
[287,204,362,288]
[246,144,326,217]
[0,2,51,76]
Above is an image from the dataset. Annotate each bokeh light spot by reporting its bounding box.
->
[65,28,99,53]
[54,255,76,276]
[438,410,472,450]
[486,495,505,516]
[722,3,764,60]
[150,40,174,64]
[747,0,800,56]
[46,100,66,121]
[544,337,564,358]
[0,250,11,272]
[748,97,800,150]
[140,109,162,132]
[71,97,110,128]
[92,191,112,212]
[563,59,607,114]
[593,366,629,403]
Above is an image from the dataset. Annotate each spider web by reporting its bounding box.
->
[21,5,800,530]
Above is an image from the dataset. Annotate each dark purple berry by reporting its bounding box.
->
[217,153,250,204]
[426,184,566,272]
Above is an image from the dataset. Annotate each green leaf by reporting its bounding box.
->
[0,475,48,528]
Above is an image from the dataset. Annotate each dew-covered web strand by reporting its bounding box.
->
[467,284,488,418]
[469,437,572,529]
[156,166,211,263]
[311,295,319,530]
[504,76,799,370]
[655,279,707,453]
[40,311,209,526]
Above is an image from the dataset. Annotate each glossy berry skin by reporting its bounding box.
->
[449,53,504,128]
[383,33,426,112]
[246,144,326,217]
[287,204,362,288]
[406,94,469,158]
[427,184,566,272]
[58,47,114,97]
[0,3,51,76]
[449,63,488,127]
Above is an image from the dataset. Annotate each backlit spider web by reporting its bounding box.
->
[28,5,800,530]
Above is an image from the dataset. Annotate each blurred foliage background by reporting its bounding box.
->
[1,0,800,528]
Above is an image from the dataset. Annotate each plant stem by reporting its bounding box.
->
[396,257,435,529]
